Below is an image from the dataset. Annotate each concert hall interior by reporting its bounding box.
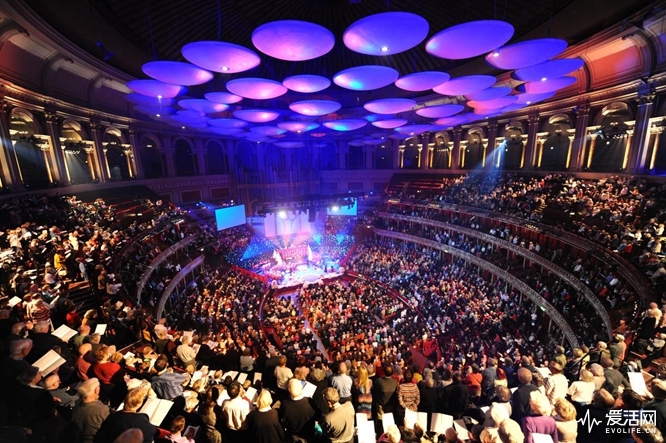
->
[2,0,666,442]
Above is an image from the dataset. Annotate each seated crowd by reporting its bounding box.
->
[2,173,666,443]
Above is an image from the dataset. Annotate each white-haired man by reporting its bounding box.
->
[72,377,110,443]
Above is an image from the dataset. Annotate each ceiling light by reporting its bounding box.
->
[156,114,161,117]
[381,46,389,52]
[182,126,186,129]
[157,95,163,99]
[492,49,501,57]
[526,101,531,105]
[221,66,229,72]
[541,77,547,81]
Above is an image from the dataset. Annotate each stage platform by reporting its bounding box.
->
[268,261,343,288]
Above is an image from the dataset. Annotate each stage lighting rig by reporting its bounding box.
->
[256,192,363,216]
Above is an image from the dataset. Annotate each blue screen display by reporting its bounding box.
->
[326,199,357,216]
[215,205,246,231]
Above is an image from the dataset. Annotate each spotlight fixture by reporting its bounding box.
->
[541,77,547,81]
[492,48,501,57]
[332,206,340,212]
[278,211,287,219]
[221,66,229,71]
[381,46,389,52]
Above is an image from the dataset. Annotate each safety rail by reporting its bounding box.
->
[374,228,580,348]
[388,199,653,314]
[378,211,614,339]
[135,235,197,306]
[155,255,205,320]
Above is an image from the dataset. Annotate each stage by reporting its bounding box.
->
[270,261,344,288]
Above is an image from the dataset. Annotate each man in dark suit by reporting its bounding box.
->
[645,379,666,436]
[372,363,398,420]
[600,357,629,395]
[279,378,317,443]
[443,371,469,419]
[27,320,73,364]
[511,367,538,423]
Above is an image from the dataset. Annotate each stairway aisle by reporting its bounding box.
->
[280,289,329,360]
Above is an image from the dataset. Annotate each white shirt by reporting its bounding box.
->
[222,396,252,430]
[545,373,569,405]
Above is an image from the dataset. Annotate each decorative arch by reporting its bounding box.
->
[318,141,338,170]
[9,108,50,188]
[373,140,392,169]
[432,131,452,169]
[139,134,164,178]
[61,119,88,140]
[402,136,420,169]
[501,120,526,137]
[173,137,196,176]
[463,127,485,169]
[103,126,127,144]
[541,116,573,171]
[501,126,525,170]
[205,139,228,175]
[102,127,130,181]
[235,140,256,173]
[9,108,42,134]
[59,120,94,184]
[593,102,633,126]
[588,102,633,172]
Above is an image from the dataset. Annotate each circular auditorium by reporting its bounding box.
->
[2,1,666,442]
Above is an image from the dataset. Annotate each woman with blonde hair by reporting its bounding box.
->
[97,386,159,442]
[354,364,373,418]
[553,398,578,443]
[522,391,559,443]
[567,369,595,405]
[247,390,285,443]
[498,419,525,443]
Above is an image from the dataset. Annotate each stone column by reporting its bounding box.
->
[392,139,401,169]
[624,127,635,170]
[493,136,505,168]
[162,135,177,177]
[366,144,374,170]
[525,114,540,170]
[460,140,469,168]
[520,134,528,169]
[0,102,23,189]
[420,133,430,170]
[447,141,454,168]
[89,122,108,182]
[630,93,656,174]
[585,130,601,170]
[194,137,207,175]
[536,132,549,169]
[648,126,664,171]
[570,104,591,171]
[485,122,498,169]
[565,129,576,169]
[452,128,462,169]
[43,112,67,184]
[127,128,143,179]
[338,141,346,170]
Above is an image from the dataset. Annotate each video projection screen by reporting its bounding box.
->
[215,205,246,231]
[264,212,312,238]
[326,199,357,216]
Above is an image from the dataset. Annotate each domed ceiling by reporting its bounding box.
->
[23,0,652,142]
